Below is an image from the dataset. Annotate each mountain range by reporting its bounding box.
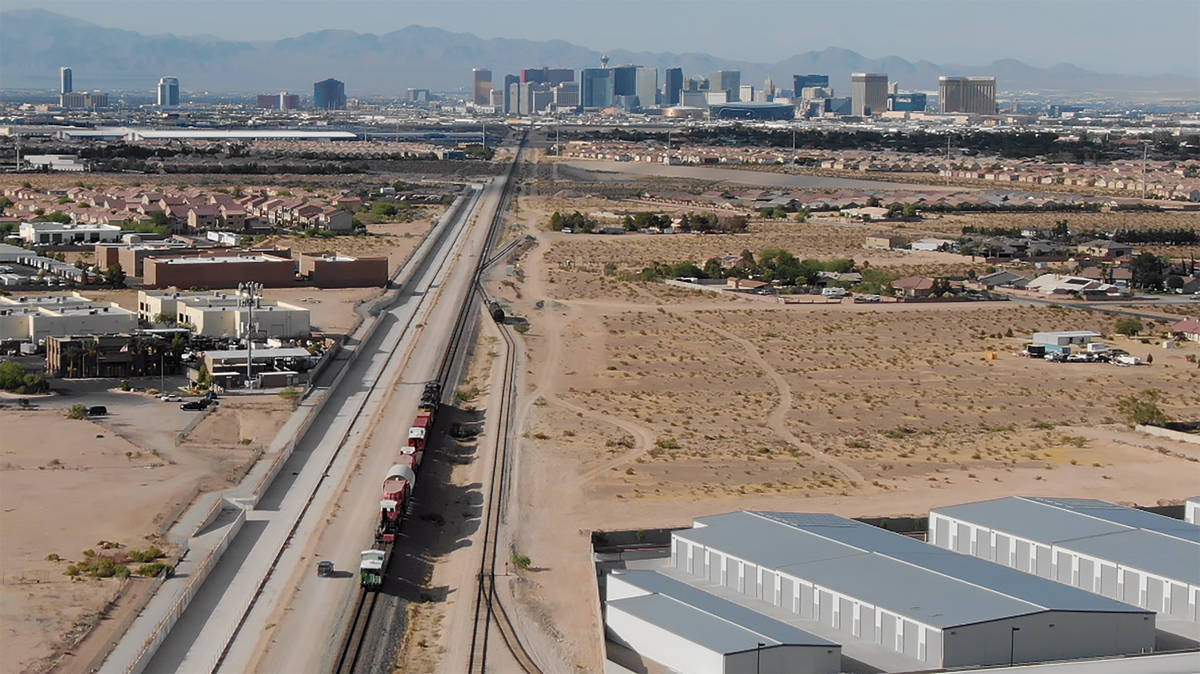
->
[1,9,1196,98]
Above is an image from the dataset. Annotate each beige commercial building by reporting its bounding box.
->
[851,73,888,116]
[0,294,136,342]
[138,290,309,339]
[938,77,997,115]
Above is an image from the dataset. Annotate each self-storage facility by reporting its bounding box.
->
[606,570,841,674]
[929,497,1200,633]
[670,511,1154,668]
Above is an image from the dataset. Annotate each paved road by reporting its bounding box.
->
[117,185,484,674]
[236,175,506,674]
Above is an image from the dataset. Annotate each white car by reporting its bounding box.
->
[160,394,182,402]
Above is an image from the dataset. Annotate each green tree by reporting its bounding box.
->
[1115,318,1143,336]
[196,363,212,388]
[1116,389,1169,426]
[105,263,127,288]
[1129,252,1165,290]
[38,211,72,224]
[0,361,25,390]
[901,203,918,218]
[702,258,724,278]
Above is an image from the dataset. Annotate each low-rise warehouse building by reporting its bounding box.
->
[138,291,309,339]
[1032,330,1102,346]
[143,253,296,289]
[0,294,136,343]
[606,569,841,674]
[669,511,1154,668]
[297,252,389,287]
[18,221,123,246]
[929,497,1200,635]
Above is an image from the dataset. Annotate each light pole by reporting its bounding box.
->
[1009,626,1020,666]
[755,641,765,673]
[238,281,262,388]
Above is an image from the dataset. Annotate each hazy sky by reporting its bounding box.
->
[13,0,1200,77]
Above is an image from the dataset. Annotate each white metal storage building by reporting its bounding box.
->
[1186,497,1199,525]
[606,570,841,674]
[670,511,1154,668]
[929,497,1200,631]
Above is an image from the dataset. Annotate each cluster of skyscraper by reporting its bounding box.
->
[57,66,108,110]
[472,60,997,119]
[55,66,183,109]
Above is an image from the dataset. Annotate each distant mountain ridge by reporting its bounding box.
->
[1,9,1195,98]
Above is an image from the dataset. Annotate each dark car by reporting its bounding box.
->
[180,400,207,411]
[87,405,108,416]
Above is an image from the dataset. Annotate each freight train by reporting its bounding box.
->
[360,380,441,590]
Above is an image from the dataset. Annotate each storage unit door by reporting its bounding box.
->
[1100,564,1118,598]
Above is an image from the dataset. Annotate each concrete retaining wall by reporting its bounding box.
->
[1136,424,1200,445]
[126,505,246,674]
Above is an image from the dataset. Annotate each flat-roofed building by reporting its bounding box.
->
[669,511,1154,669]
[19,221,123,245]
[297,252,388,287]
[929,497,1200,636]
[143,253,296,289]
[939,76,997,115]
[138,290,309,339]
[0,294,136,342]
[851,73,888,116]
[606,569,841,674]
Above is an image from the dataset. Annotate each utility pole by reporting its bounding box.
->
[791,127,796,174]
[239,281,262,388]
[1141,140,1149,200]
[946,134,952,186]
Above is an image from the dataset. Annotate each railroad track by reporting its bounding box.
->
[467,137,543,674]
[210,183,481,674]
[334,591,379,674]
[333,132,533,674]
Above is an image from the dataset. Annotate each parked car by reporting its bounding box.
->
[87,405,108,416]
[863,294,881,302]
[1043,352,1066,362]
[317,561,334,577]
[180,400,207,411]
[1066,353,1091,362]
[161,394,182,402]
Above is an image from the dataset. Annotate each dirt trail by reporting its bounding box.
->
[673,310,866,484]
[516,237,659,479]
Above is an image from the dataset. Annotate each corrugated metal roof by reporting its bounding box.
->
[932,497,1200,586]
[611,570,835,648]
[675,511,1147,630]
[608,594,819,655]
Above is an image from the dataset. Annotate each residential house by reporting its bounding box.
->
[1168,319,1200,342]
[187,205,221,231]
[1077,240,1133,258]
[891,276,936,298]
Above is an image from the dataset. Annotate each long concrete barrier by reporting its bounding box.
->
[123,505,247,674]
[98,189,480,673]
[1136,424,1200,445]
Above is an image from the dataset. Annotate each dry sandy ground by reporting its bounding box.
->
[0,395,291,674]
[466,228,1200,673]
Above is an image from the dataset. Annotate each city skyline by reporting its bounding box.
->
[5,1,1198,78]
